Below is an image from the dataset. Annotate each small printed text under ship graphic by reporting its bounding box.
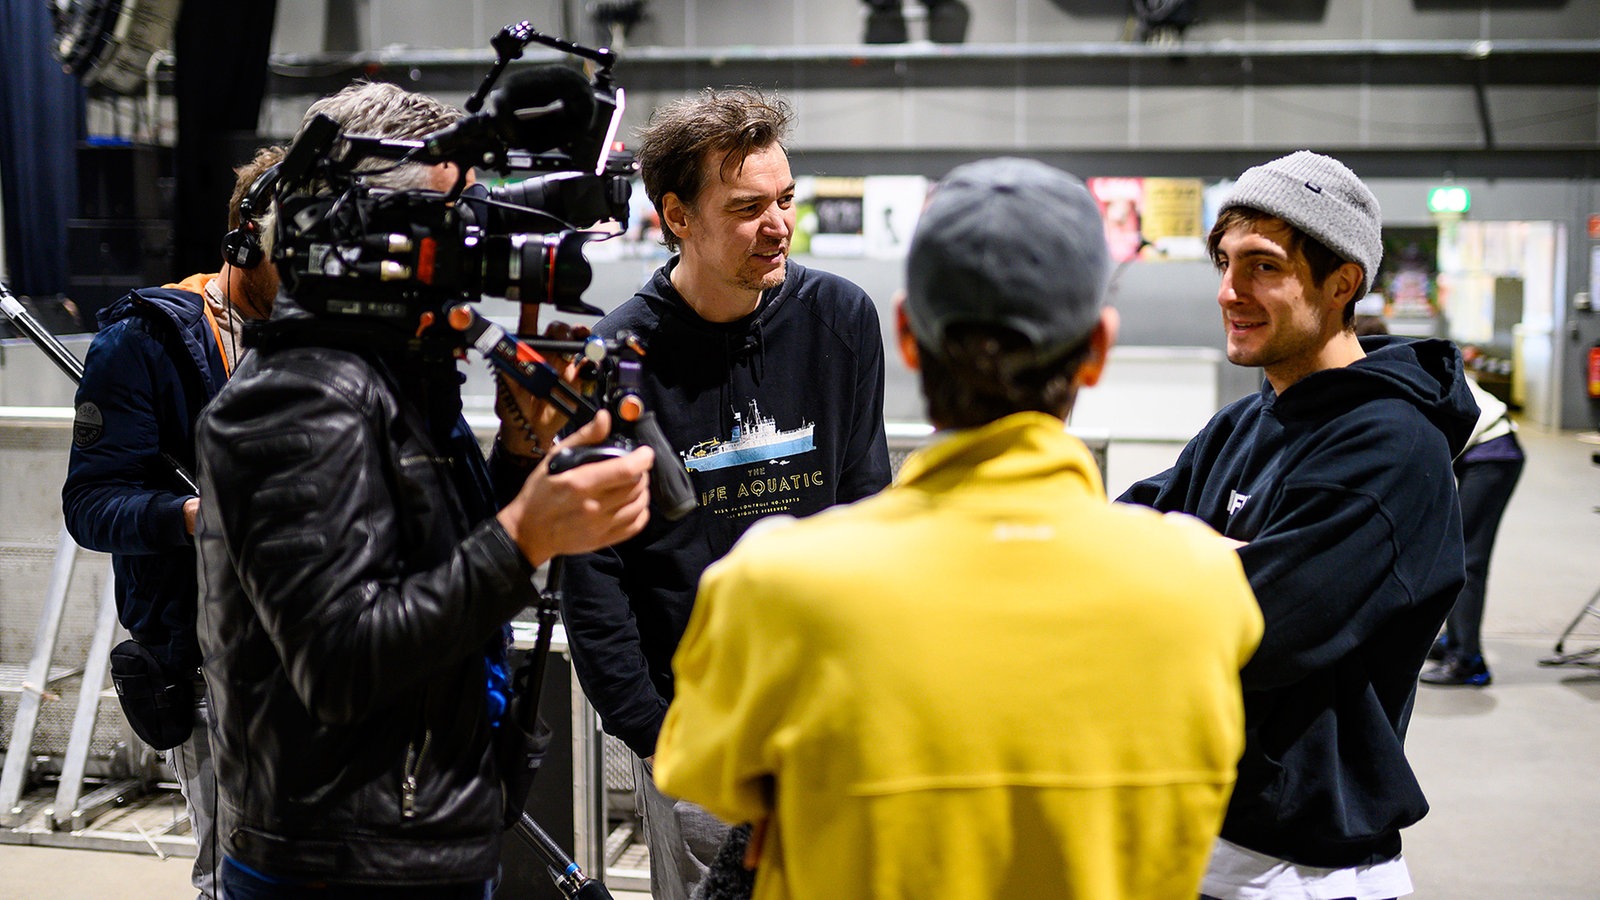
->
[681,400,815,473]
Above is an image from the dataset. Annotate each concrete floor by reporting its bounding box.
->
[3,423,1599,899]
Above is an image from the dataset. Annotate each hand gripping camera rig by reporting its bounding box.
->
[442,301,695,517]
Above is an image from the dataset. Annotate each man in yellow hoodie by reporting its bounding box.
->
[654,157,1265,899]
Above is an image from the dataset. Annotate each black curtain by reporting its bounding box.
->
[0,0,86,296]
[173,1,279,275]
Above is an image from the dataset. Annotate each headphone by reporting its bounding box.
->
[220,162,281,270]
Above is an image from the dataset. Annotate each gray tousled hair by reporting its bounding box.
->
[295,81,465,191]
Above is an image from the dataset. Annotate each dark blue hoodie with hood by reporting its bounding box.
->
[560,258,893,758]
[1120,333,1479,869]
[63,285,228,672]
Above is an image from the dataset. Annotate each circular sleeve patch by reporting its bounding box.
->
[73,401,104,447]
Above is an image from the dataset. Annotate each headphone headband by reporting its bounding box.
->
[237,161,281,225]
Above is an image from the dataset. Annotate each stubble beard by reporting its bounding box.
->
[737,257,787,294]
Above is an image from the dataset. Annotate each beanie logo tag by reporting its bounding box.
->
[1304,181,1323,194]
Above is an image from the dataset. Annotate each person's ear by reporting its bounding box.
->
[661,193,691,244]
[1073,307,1120,389]
[894,294,921,372]
[1327,262,1364,308]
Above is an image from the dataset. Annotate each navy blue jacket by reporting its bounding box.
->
[63,285,227,672]
[1120,335,1479,868]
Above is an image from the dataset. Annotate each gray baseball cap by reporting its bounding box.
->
[905,157,1110,356]
[1219,150,1383,295]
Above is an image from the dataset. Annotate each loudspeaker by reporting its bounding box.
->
[67,221,173,279]
[77,143,173,220]
[66,220,175,330]
[70,142,175,331]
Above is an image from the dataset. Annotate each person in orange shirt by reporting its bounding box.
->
[62,144,284,900]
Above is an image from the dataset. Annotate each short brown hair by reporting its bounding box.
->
[228,145,287,231]
[917,324,1092,430]
[635,87,793,252]
[1207,206,1360,328]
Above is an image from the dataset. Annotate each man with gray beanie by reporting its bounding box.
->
[1120,150,1479,899]
[652,157,1264,899]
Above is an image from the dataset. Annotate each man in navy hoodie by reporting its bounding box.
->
[558,87,893,900]
[1119,151,1478,899]
[61,144,283,900]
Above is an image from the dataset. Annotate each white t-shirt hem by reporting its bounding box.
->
[1200,836,1413,900]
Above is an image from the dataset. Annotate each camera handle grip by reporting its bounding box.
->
[547,425,696,523]
[631,411,697,521]
[546,443,629,474]
[445,303,591,421]
[445,303,696,519]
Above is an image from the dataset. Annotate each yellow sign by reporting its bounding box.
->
[1141,178,1204,242]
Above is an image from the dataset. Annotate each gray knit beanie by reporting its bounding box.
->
[906,157,1110,356]
[1220,151,1382,296]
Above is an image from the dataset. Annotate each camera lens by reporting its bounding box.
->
[476,231,594,309]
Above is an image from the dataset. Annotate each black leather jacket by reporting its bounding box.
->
[195,306,536,886]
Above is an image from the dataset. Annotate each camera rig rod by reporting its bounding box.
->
[1,282,200,495]
[443,303,592,424]
[465,21,538,113]
[466,19,619,114]
[1,281,85,383]
[514,808,614,899]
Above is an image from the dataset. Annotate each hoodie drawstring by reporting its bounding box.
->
[750,316,767,386]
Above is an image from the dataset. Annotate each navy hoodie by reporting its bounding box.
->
[63,285,228,672]
[560,259,893,757]
[1119,334,1478,868]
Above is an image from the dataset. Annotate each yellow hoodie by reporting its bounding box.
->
[656,412,1262,900]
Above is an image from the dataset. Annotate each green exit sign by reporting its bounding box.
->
[1428,186,1472,215]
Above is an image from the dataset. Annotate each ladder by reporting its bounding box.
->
[0,526,143,830]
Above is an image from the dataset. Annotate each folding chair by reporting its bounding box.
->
[1538,450,1600,668]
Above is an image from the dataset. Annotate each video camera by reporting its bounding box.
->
[265,21,696,521]
[269,21,633,320]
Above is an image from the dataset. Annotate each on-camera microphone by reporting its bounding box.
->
[422,66,597,162]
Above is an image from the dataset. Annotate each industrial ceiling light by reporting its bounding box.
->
[53,0,182,93]
[863,0,908,43]
[1131,0,1197,45]
[924,0,970,43]
[863,0,970,45]
[589,0,648,50]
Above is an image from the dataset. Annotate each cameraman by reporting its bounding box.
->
[194,82,652,898]
[62,143,284,900]
[558,87,892,900]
